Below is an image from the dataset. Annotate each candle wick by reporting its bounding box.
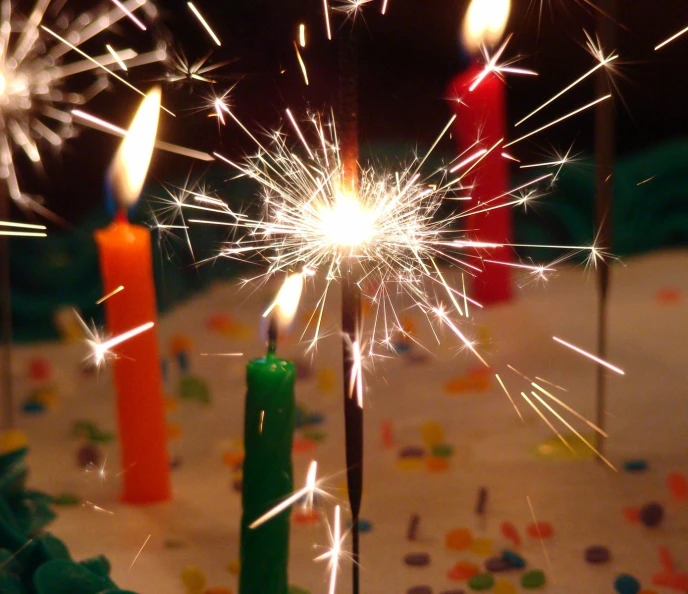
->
[115,208,128,224]
[267,318,278,355]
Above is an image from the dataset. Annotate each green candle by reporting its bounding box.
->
[240,331,296,594]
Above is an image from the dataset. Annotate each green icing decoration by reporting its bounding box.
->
[0,448,140,593]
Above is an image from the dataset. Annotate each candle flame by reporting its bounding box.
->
[462,0,510,53]
[263,273,304,330]
[108,87,161,209]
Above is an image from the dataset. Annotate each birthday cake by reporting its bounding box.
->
[4,250,686,594]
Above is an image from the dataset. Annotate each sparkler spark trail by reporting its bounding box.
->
[516,32,618,126]
[0,0,165,207]
[96,285,124,304]
[314,505,346,594]
[323,0,332,40]
[553,336,624,374]
[526,495,552,571]
[655,24,688,51]
[71,110,214,161]
[249,460,324,528]
[504,95,612,148]
[469,35,538,92]
[299,24,306,48]
[495,373,523,421]
[129,534,152,571]
[0,219,46,237]
[188,2,221,46]
[106,45,129,71]
[109,0,147,31]
[75,309,154,368]
[293,42,309,85]
[41,26,174,117]
[164,49,236,85]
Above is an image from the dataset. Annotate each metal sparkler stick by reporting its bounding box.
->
[338,13,363,594]
[0,173,14,431]
[593,0,617,460]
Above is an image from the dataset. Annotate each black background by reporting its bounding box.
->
[12,0,688,223]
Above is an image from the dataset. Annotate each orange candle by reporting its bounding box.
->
[95,87,170,504]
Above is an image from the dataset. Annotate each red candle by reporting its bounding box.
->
[95,87,171,504]
[447,0,513,305]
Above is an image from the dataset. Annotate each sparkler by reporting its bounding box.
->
[188,109,594,367]
[593,0,618,462]
[164,48,236,85]
[0,0,164,208]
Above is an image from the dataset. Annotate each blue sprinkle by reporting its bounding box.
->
[176,351,190,374]
[22,400,45,414]
[393,342,412,354]
[623,459,647,472]
[307,413,325,426]
[614,574,640,594]
[346,519,373,533]
[502,549,526,569]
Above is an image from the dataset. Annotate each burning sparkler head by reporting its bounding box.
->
[0,0,165,208]
[462,0,511,51]
[108,86,161,209]
[317,186,375,249]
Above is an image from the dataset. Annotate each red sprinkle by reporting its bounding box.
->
[526,521,554,539]
[292,438,315,454]
[381,420,394,448]
[500,521,521,548]
[667,472,688,502]
[623,506,640,523]
[658,546,675,573]
[652,571,688,590]
[293,508,321,525]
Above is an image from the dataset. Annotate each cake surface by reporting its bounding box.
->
[16,250,688,594]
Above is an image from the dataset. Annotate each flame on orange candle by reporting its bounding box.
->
[462,0,510,52]
[108,86,161,209]
[95,86,170,504]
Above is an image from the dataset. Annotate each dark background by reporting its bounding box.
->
[9,0,688,223]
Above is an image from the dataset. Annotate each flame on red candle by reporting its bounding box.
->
[108,86,161,210]
[462,0,511,53]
